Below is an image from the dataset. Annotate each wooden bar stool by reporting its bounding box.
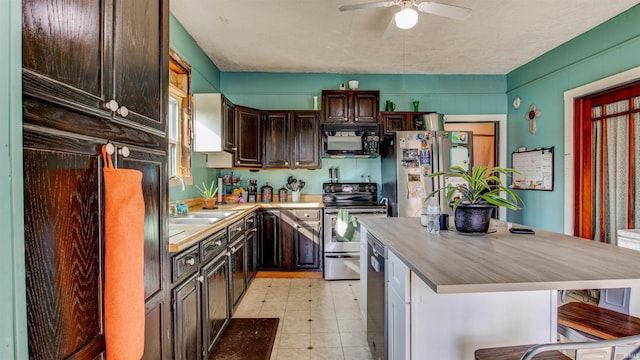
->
[475,344,570,360]
[475,334,640,360]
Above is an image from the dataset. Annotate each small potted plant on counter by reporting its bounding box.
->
[195,180,218,209]
[427,165,524,234]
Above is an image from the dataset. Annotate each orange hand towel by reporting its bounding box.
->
[102,145,145,360]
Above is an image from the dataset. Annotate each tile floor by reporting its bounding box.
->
[233,277,373,360]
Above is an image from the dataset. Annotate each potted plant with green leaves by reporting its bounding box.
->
[195,180,218,209]
[427,165,524,234]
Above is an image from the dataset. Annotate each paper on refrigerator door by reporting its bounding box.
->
[450,146,470,171]
[407,173,426,199]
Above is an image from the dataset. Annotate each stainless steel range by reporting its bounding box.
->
[323,182,387,280]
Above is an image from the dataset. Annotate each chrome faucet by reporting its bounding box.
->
[169,175,185,191]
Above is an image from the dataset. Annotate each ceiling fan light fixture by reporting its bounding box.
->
[394,7,418,29]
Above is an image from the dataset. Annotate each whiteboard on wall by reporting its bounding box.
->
[511,147,554,191]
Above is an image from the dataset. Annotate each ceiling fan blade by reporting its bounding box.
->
[339,1,397,12]
[416,1,471,20]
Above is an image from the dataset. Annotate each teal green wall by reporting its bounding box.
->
[169,13,221,201]
[218,72,505,197]
[506,5,640,232]
[221,72,506,114]
[1,0,27,358]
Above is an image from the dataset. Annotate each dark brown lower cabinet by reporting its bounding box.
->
[245,227,259,281]
[202,253,230,359]
[173,274,201,360]
[258,210,282,269]
[229,236,246,309]
[261,209,322,272]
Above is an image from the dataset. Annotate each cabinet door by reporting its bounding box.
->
[23,129,105,359]
[202,254,230,358]
[119,146,170,360]
[230,237,246,309]
[293,112,321,169]
[222,97,236,153]
[22,0,112,116]
[382,113,408,136]
[112,0,168,131]
[353,91,379,124]
[235,106,262,167]
[263,112,291,168]
[258,211,282,269]
[173,275,201,360]
[292,221,322,270]
[388,287,408,360]
[322,91,350,123]
[245,228,259,281]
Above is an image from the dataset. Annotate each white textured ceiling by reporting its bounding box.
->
[170,0,640,74]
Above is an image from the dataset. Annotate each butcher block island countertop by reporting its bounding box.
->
[358,217,640,294]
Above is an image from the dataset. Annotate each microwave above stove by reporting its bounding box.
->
[322,125,380,158]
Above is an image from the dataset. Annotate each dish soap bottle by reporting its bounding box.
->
[426,197,440,234]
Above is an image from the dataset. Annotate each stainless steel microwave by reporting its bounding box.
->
[322,125,380,158]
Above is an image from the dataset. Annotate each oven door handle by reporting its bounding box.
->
[325,254,360,259]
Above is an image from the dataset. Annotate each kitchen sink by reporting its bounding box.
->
[188,211,237,219]
[169,211,237,225]
[169,217,220,225]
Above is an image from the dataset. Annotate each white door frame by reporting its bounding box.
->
[563,66,640,235]
[443,114,508,220]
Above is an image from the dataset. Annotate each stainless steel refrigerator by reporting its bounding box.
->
[381,130,473,217]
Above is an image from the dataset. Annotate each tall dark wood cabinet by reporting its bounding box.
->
[222,97,236,153]
[235,106,262,167]
[22,0,170,358]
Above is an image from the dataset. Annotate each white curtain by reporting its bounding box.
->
[591,99,639,244]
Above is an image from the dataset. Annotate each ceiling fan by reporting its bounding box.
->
[339,0,471,30]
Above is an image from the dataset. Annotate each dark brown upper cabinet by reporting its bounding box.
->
[263,112,292,168]
[262,111,320,169]
[235,106,262,167]
[381,112,431,136]
[292,111,321,169]
[223,97,237,153]
[321,90,380,125]
[23,0,168,134]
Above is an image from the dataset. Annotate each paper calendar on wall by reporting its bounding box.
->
[511,147,554,191]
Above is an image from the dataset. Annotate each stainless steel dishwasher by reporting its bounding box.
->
[367,233,386,360]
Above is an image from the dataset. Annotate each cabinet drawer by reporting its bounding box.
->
[288,209,321,221]
[245,212,257,230]
[228,219,245,240]
[172,245,200,283]
[201,229,228,263]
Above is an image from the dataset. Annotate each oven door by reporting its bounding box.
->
[324,209,387,253]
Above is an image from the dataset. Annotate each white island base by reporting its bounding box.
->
[410,275,558,359]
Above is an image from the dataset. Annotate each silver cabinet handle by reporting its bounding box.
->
[236,227,242,232]
[104,99,119,111]
[214,240,222,246]
[231,147,238,151]
[197,275,204,283]
[285,161,289,166]
[185,257,195,266]
[247,218,254,224]
[355,117,359,122]
[295,162,300,166]
[304,213,309,218]
[344,117,348,121]
[117,105,129,117]
[118,146,130,157]
[230,247,236,252]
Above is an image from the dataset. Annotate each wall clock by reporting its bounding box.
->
[512,96,521,109]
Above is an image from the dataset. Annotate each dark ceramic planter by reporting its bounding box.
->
[454,204,495,233]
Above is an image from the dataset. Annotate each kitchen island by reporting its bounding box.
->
[359,217,640,359]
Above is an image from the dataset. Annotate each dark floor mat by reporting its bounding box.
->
[210,318,279,360]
